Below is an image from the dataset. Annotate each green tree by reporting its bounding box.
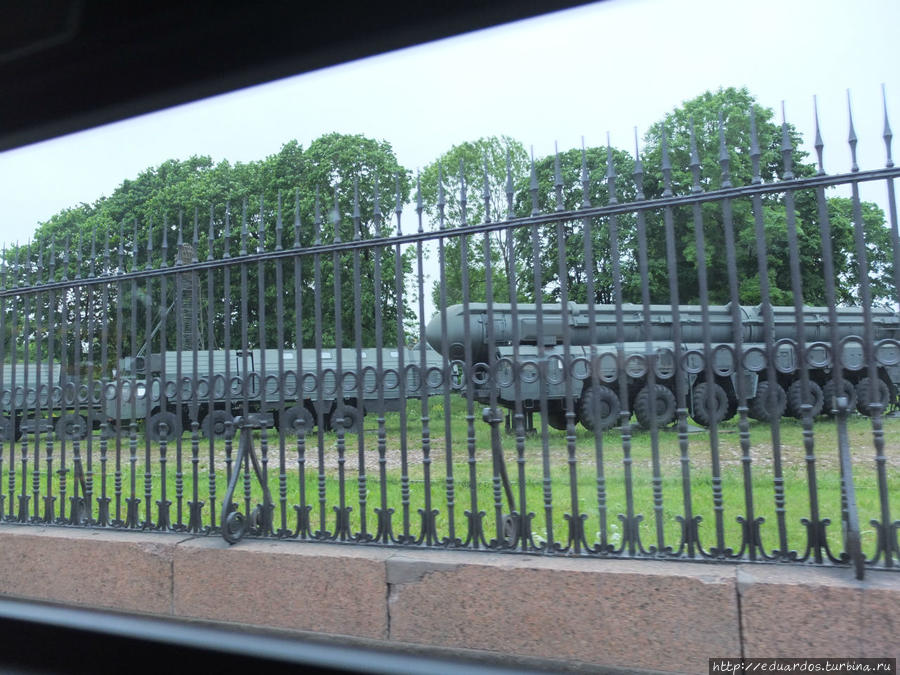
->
[418,136,528,308]
[639,87,893,306]
[511,145,637,304]
[5,134,414,371]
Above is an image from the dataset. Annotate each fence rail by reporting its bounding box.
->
[1,98,898,578]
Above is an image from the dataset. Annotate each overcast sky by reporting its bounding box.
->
[0,0,897,247]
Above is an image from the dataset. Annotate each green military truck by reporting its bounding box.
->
[104,346,446,440]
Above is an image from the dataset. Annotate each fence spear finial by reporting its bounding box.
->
[718,111,732,188]
[813,95,825,176]
[661,126,673,197]
[882,84,893,169]
[847,90,859,173]
[606,133,618,205]
[632,128,644,202]
[528,149,539,216]
[780,102,795,180]
[275,190,283,251]
[582,137,592,208]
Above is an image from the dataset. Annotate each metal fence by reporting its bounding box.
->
[1,99,898,578]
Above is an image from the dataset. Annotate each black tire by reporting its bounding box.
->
[281,404,314,434]
[748,380,787,422]
[787,379,824,419]
[545,406,568,431]
[201,409,233,438]
[690,382,730,427]
[821,379,857,416]
[0,415,20,442]
[146,411,181,442]
[577,384,620,432]
[855,377,891,416]
[330,404,361,431]
[633,384,676,429]
[56,413,89,440]
[100,421,120,439]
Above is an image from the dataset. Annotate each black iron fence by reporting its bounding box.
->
[0,100,898,578]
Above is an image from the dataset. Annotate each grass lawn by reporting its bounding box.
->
[3,396,897,560]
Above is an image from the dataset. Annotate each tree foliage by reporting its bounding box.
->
[4,134,414,369]
[418,136,528,307]
[638,87,893,306]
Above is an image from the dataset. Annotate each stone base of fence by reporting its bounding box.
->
[0,525,895,674]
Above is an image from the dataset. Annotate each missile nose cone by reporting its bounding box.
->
[425,311,444,353]
[425,305,471,361]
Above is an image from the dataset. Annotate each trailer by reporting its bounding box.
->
[104,346,447,440]
[425,303,900,430]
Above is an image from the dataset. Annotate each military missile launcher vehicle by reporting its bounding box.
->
[425,302,900,430]
[104,346,446,441]
[0,362,108,441]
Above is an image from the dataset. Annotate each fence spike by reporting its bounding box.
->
[505,149,514,219]
[689,117,702,193]
[276,190,283,251]
[749,107,762,185]
[529,148,539,216]
[89,229,97,276]
[554,142,564,211]
[118,221,125,273]
[175,210,184,265]
[332,190,341,244]
[633,128,645,201]
[161,214,169,267]
[847,90,859,173]
[481,159,491,223]
[132,221,139,270]
[314,187,322,245]
[814,96,825,176]
[293,188,302,248]
[416,173,424,233]
[208,205,216,261]
[223,202,231,259]
[883,84,893,169]
[192,208,199,262]
[436,164,446,230]
[240,197,249,256]
[718,111,732,188]
[394,173,403,236]
[780,102,795,180]
[582,137,592,209]
[354,177,362,240]
[606,133,618,205]
[104,229,111,273]
[661,126,673,197]
[76,232,84,279]
[458,160,468,226]
[257,195,265,254]
[373,174,383,235]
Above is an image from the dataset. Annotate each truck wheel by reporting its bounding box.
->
[577,384,619,431]
[822,380,857,416]
[855,377,891,416]
[146,411,181,442]
[201,409,232,438]
[0,415,20,442]
[330,404,361,432]
[690,382,730,427]
[56,413,89,440]
[281,405,314,434]
[787,380,824,419]
[544,406,568,430]
[100,421,120,439]
[633,384,676,429]
[748,381,786,421]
